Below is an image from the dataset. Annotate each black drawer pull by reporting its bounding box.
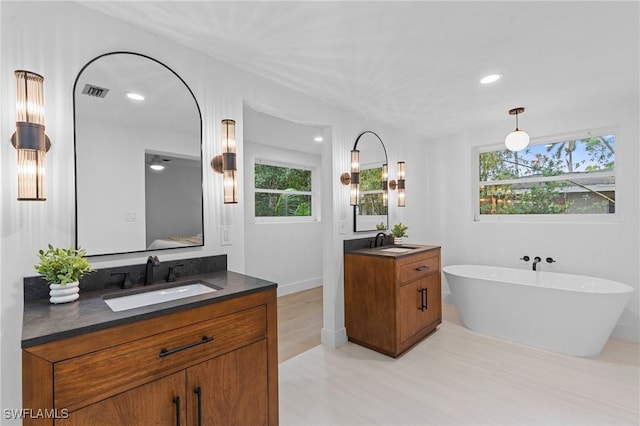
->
[415,266,430,271]
[160,336,213,358]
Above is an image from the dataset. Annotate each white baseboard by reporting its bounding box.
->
[442,290,454,304]
[321,327,348,348]
[276,277,322,297]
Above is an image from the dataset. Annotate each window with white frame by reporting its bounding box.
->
[254,162,314,219]
[357,166,387,216]
[477,132,616,218]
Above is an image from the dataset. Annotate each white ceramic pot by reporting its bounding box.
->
[49,281,80,304]
[393,237,403,245]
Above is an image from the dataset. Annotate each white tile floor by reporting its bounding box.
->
[279,315,639,425]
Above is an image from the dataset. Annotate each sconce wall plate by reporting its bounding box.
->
[340,172,351,185]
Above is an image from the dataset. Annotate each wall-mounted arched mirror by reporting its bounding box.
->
[74,52,203,256]
[353,131,388,232]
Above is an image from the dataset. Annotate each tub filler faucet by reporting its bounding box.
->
[532,256,542,271]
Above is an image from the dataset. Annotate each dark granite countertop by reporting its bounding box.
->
[22,270,277,348]
[345,244,441,259]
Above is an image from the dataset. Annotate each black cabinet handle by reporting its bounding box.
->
[417,288,427,311]
[424,288,428,311]
[194,387,202,426]
[173,396,181,426]
[415,266,430,271]
[160,336,213,358]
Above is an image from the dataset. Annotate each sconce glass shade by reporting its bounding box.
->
[221,119,236,154]
[396,161,406,207]
[221,119,237,204]
[505,130,530,151]
[382,163,389,207]
[349,149,360,206]
[13,70,49,201]
[223,169,237,204]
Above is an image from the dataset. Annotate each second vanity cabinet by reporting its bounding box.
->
[344,245,441,357]
[22,287,277,426]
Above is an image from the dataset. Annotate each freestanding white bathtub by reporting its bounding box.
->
[442,265,633,357]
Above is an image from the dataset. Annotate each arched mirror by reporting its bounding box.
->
[74,52,203,256]
[353,131,389,232]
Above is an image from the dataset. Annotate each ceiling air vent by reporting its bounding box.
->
[82,84,110,98]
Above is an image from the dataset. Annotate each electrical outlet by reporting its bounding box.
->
[221,225,232,246]
[124,212,137,222]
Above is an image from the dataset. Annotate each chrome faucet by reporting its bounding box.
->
[145,255,160,285]
[532,256,542,271]
[374,232,386,247]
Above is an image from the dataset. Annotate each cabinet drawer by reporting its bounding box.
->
[54,305,266,411]
[399,253,439,284]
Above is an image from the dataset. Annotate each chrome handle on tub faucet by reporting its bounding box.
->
[546,257,556,263]
[520,256,530,262]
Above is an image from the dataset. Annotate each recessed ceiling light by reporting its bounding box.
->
[480,74,502,85]
[314,136,323,142]
[126,92,145,101]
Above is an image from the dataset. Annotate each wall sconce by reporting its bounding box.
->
[211,119,238,204]
[386,161,406,207]
[382,163,389,207]
[505,107,530,152]
[340,149,361,206]
[396,161,406,207]
[12,70,51,201]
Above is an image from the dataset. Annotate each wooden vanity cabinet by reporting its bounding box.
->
[22,289,278,426]
[344,247,441,357]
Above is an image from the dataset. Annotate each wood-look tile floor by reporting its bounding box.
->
[278,286,323,362]
[278,289,640,425]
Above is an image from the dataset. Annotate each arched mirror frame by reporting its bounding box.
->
[352,130,389,232]
[73,51,204,256]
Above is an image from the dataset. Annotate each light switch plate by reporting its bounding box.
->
[221,225,232,246]
[338,221,346,235]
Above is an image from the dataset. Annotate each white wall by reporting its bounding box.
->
[0,2,427,419]
[244,141,323,296]
[426,99,640,342]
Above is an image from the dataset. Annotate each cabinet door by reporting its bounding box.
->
[399,275,441,343]
[399,280,424,343]
[56,371,185,426]
[421,274,442,328]
[187,340,268,426]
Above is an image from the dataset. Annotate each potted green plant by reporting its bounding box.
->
[34,245,92,304]
[390,223,409,245]
[376,222,386,231]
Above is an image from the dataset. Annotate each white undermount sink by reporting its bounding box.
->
[379,246,418,253]
[104,282,217,312]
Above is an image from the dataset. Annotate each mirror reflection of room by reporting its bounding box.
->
[74,52,203,255]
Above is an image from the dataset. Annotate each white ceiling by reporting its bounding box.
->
[244,106,325,155]
[79,1,639,141]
